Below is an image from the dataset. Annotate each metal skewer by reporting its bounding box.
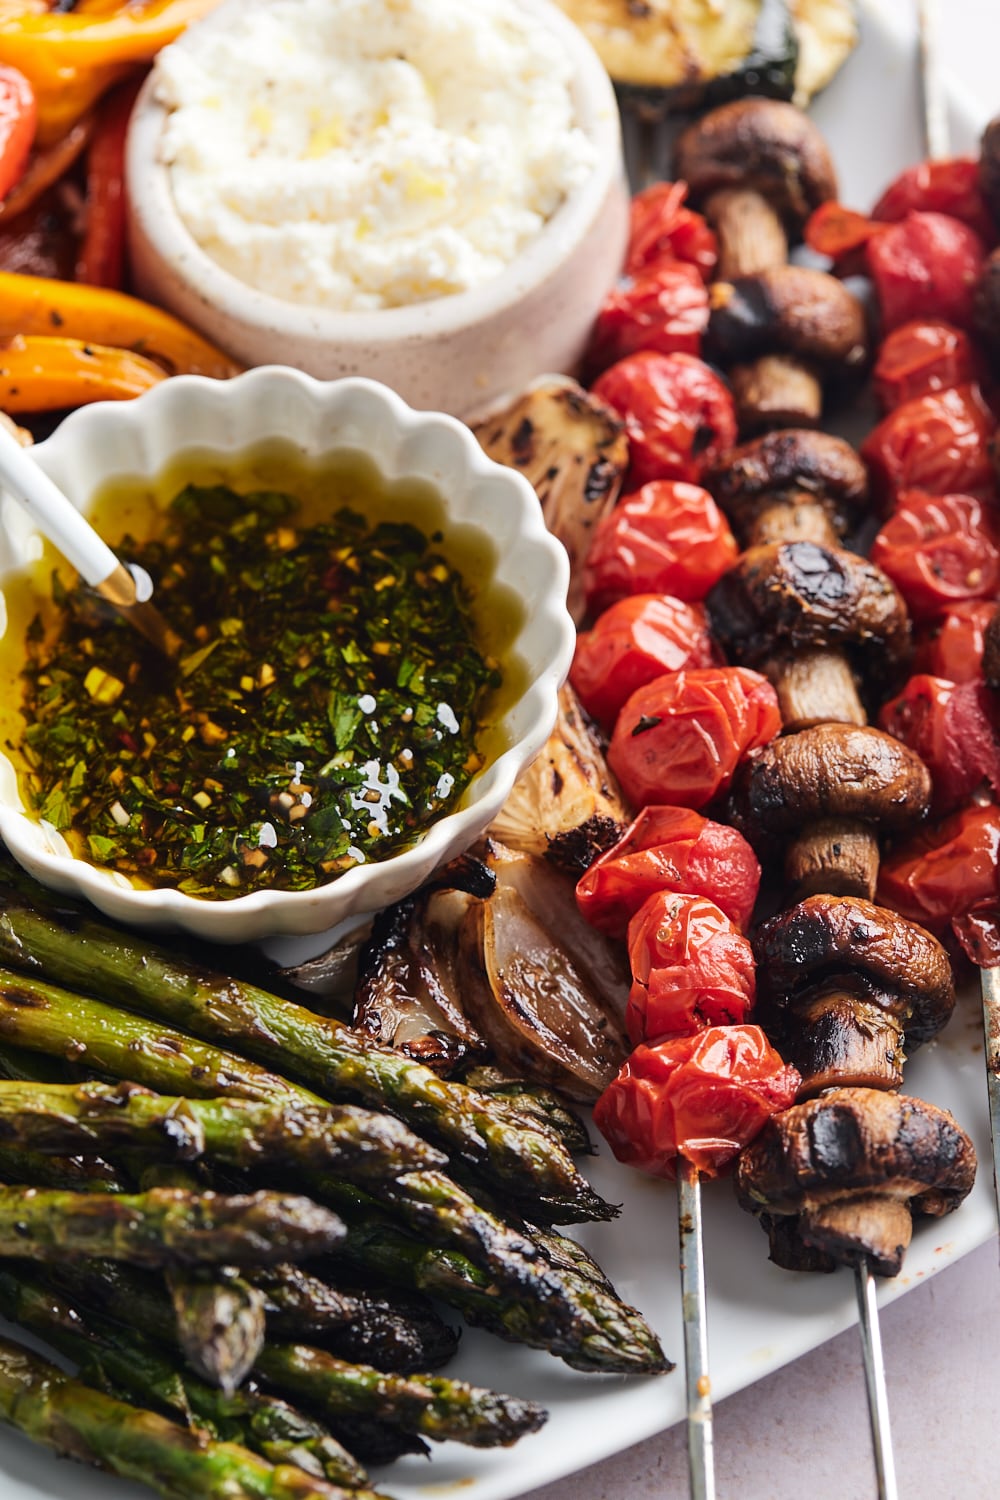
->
[915,0,1000,1251]
[855,1260,899,1500]
[677,1159,714,1500]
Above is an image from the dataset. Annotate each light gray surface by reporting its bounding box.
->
[528,4,1000,1498]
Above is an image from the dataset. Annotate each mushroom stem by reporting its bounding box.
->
[784,817,881,903]
[703,188,788,279]
[782,990,906,1096]
[729,355,823,432]
[799,1193,914,1278]
[747,496,840,547]
[762,647,866,732]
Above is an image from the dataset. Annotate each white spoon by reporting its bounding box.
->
[0,421,182,657]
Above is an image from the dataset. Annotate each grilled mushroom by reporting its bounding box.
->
[675,97,838,278]
[473,376,628,624]
[983,601,1000,689]
[735,1087,977,1276]
[753,895,955,1093]
[708,428,870,546]
[728,723,932,902]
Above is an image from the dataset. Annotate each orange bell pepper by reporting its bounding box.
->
[0,333,166,410]
[0,272,241,378]
[0,0,222,144]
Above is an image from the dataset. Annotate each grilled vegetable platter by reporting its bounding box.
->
[0,5,998,1500]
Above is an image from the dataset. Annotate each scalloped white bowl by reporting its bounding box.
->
[0,368,574,942]
[124,0,629,421]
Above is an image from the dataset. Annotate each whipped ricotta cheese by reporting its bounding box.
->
[153,0,598,312]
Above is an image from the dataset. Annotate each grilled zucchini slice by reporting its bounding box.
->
[788,0,859,106]
[554,0,797,106]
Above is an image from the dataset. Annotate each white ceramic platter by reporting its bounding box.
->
[0,4,993,1499]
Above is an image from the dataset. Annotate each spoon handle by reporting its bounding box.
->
[0,425,121,590]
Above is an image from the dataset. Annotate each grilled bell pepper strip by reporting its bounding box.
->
[0,113,92,222]
[0,272,241,377]
[0,333,165,409]
[0,0,221,145]
[76,76,140,287]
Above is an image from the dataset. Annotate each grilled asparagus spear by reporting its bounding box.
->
[0,1266,370,1489]
[0,1078,444,1178]
[45,1259,545,1449]
[247,1264,459,1372]
[0,1184,344,1267]
[255,1343,547,1449]
[0,1332,378,1500]
[0,888,606,1218]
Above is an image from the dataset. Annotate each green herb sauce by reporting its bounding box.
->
[19,481,504,898]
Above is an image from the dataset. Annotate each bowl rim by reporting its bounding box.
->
[125,0,624,344]
[0,367,574,937]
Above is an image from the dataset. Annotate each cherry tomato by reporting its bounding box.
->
[625,892,756,1044]
[0,66,35,203]
[584,479,739,613]
[575,804,761,938]
[625,180,718,282]
[607,666,782,812]
[869,490,1000,619]
[877,802,1000,936]
[585,261,709,378]
[872,157,997,245]
[861,384,997,507]
[914,600,997,682]
[873,320,976,411]
[951,901,1000,966]
[804,200,875,267]
[592,1026,801,1180]
[866,211,986,332]
[570,593,718,730]
[591,351,737,490]
[878,674,1000,812]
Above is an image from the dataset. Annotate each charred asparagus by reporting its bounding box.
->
[0,1185,343,1267]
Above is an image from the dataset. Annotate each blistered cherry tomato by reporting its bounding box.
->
[877,802,1000,936]
[591,351,737,489]
[873,320,976,411]
[575,804,761,939]
[593,1026,801,1180]
[804,201,875,267]
[586,261,709,377]
[0,66,35,202]
[872,157,997,245]
[625,180,718,282]
[625,892,756,1044]
[583,479,739,613]
[914,600,997,683]
[878,674,1000,812]
[869,490,1000,619]
[866,211,985,332]
[608,666,781,812]
[861,384,997,506]
[570,593,717,729]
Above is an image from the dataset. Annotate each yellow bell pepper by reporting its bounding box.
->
[0,0,222,144]
[0,272,241,379]
[0,333,166,410]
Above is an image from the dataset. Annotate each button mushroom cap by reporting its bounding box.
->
[983,601,1000,689]
[978,115,1000,233]
[734,1087,978,1275]
[674,98,838,235]
[708,428,870,542]
[727,723,933,840]
[753,894,956,1048]
[707,266,869,370]
[706,541,912,686]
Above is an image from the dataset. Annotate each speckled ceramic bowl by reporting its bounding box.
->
[0,368,574,942]
[124,0,629,421]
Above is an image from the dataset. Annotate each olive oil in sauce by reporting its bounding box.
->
[12,444,525,898]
